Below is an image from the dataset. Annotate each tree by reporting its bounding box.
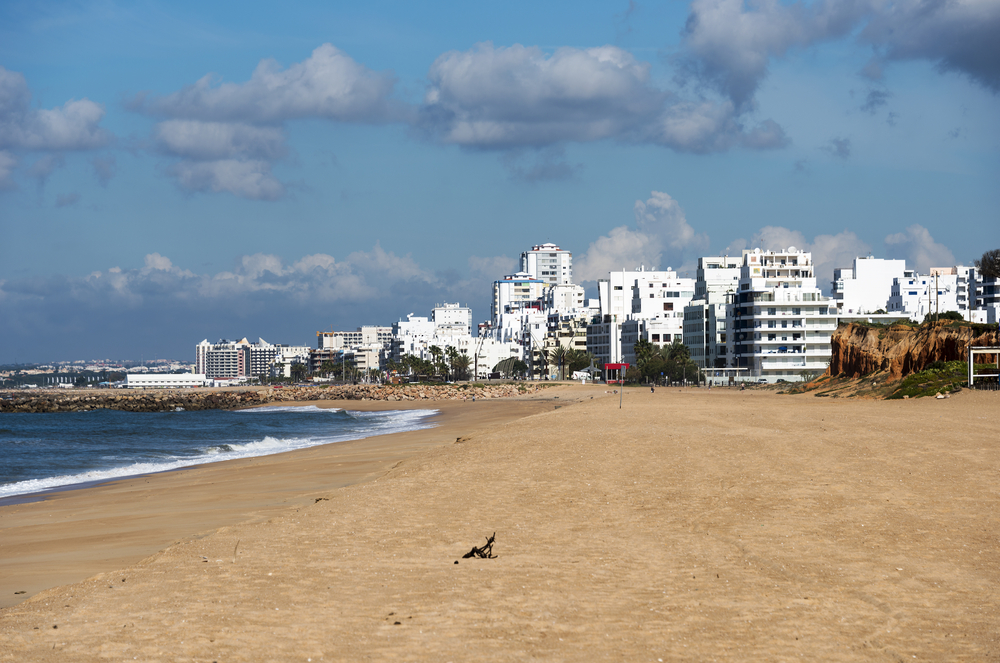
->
[551,345,568,380]
[290,362,307,382]
[975,248,1000,279]
[428,346,443,376]
[445,346,460,380]
[451,353,471,381]
[320,360,335,378]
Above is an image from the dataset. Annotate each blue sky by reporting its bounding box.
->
[1,0,998,362]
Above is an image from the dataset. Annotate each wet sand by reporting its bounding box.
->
[1,385,998,661]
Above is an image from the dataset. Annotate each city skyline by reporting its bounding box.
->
[2,0,998,362]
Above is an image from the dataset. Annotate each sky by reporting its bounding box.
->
[1,0,998,363]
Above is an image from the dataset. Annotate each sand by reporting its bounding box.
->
[1,385,998,661]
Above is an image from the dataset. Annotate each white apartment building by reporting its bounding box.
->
[543,282,587,315]
[492,272,547,321]
[432,303,472,337]
[195,339,249,379]
[831,256,907,314]
[886,267,975,321]
[520,243,572,285]
[683,256,741,369]
[725,248,837,382]
[196,338,313,380]
[317,326,393,351]
[597,267,694,322]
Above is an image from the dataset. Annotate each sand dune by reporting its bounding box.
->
[2,385,998,661]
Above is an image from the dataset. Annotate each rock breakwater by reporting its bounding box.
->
[0,383,547,414]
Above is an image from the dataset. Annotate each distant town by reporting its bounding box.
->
[4,244,999,390]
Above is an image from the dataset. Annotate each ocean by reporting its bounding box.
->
[0,405,437,501]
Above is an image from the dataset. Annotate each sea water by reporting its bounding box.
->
[0,405,437,500]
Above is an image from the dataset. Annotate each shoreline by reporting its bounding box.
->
[0,404,443,506]
[0,388,576,609]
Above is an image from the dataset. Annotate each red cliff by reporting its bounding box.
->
[827,321,999,381]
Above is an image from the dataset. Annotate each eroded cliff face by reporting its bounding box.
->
[827,322,999,381]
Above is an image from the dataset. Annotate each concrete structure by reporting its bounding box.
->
[195,339,249,379]
[725,248,837,382]
[126,373,208,389]
[520,243,572,285]
[831,256,907,315]
[492,272,547,321]
[887,266,975,321]
[683,256,741,369]
[317,327,393,351]
[432,303,472,337]
[586,315,624,367]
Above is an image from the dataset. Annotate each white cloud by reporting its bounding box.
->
[576,191,709,281]
[0,66,110,152]
[884,224,956,272]
[169,159,284,200]
[677,0,1000,114]
[139,44,400,124]
[468,255,517,280]
[138,44,401,200]
[155,120,286,161]
[419,42,788,154]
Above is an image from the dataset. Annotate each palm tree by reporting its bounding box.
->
[445,346,459,380]
[320,360,335,378]
[552,345,568,380]
[428,346,443,376]
[451,353,471,381]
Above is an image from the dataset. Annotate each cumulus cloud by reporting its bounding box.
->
[0,66,110,152]
[135,44,401,200]
[418,42,788,154]
[884,224,956,272]
[677,0,1000,116]
[468,254,517,280]
[860,0,1000,93]
[746,225,871,290]
[1,244,504,359]
[169,159,284,201]
[575,191,709,281]
[137,44,400,124]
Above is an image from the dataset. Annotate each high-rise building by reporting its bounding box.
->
[520,243,572,285]
[725,248,837,382]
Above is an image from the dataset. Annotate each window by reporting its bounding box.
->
[768,334,776,341]
[664,334,672,342]
[768,308,776,315]
[663,303,673,311]
[768,321,776,328]
[652,334,660,342]
[792,308,800,315]
[614,286,623,291]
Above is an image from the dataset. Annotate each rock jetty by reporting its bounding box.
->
[0,383,548,414]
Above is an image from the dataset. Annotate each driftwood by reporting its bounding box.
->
[462,532,496,559]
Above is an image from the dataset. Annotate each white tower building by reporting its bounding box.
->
[520,243,572,285]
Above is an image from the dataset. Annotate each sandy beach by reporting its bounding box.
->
[1,384,998,661]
